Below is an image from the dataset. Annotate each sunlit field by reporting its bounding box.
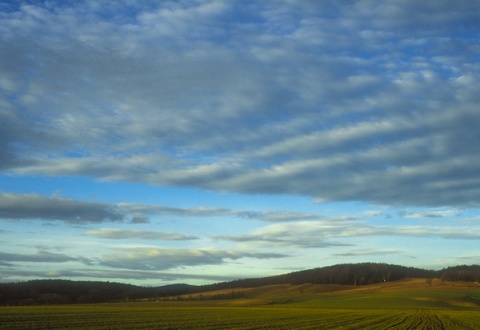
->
[2,279,480,329]
[2,304,479,329]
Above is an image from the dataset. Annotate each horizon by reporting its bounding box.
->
[1,1,480,287]
[3,261,478,287]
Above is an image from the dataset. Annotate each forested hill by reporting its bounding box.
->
[201,263,480,291]
[208,263,434,289]
[1,263,479,305]
[0,280,196,305]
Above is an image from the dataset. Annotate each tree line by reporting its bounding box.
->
[1,263,479,305]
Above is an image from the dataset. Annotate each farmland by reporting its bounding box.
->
[1,279,480,329]
[2,304,479,329]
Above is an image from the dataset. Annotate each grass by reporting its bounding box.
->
[1,279,480,329]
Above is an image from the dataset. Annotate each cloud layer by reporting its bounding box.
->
[1,1,479,207]
[1,192,478,282]
[85,228,196,241]
[0,193,337,224]
[0,193,123,223]
[99,248,286,271]
[2,1,480,285]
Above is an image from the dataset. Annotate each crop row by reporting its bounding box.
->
[1,304,480,329]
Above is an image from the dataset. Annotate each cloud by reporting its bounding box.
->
[217,220,480,248]
[1,2,480,208]
[0,193,124,223]
[446,254,480,265]
[216,234,350,249]
[0,268,242,282]
[85,228,197,241]
[0,192,351,224]
[117,202,334,222]
[117,204,235,218]
[332,248,402,257]
[0,251,79,264]
[99,248,287,271]
[216,221,355,248]
[400,209,460,219]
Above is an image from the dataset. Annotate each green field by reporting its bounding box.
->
[2,279,480,329]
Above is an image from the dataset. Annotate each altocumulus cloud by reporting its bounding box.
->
[332,249,402,257]
[0,193,332,224]
[0,251,82,265]
[2,1,480,285]
[217,220,480,249]
[99,248,288,271]
[0,1,479,207]
[85,228,197,241]
[117,202,329,222]
[0,193,124,223]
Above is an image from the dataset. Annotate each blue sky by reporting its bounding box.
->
[1,0,480,285]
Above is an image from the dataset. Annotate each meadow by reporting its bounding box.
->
[1,279,479,329]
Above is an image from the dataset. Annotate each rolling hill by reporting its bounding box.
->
[177,278,480,309]
[1,263,479,305]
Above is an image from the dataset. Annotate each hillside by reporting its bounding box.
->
[1,263,479,305]
[174,278,480,310]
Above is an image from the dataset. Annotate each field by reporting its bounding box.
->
[2,279,480,329]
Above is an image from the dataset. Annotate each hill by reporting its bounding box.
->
[1,263,479,305]
[175,278,480,309]
[205,262,435,289]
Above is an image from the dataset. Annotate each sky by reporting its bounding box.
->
[1,0,480,286]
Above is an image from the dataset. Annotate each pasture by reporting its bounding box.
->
[2,279,479,329]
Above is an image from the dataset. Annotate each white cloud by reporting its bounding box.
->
[85,228,197,241]
[333,248,402,257]
[3,0,480,286]
[402,209,460,219]
[217,220,480,249]
[0,192,340,225]
[99,247,287,271]
[2,1,479,207]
